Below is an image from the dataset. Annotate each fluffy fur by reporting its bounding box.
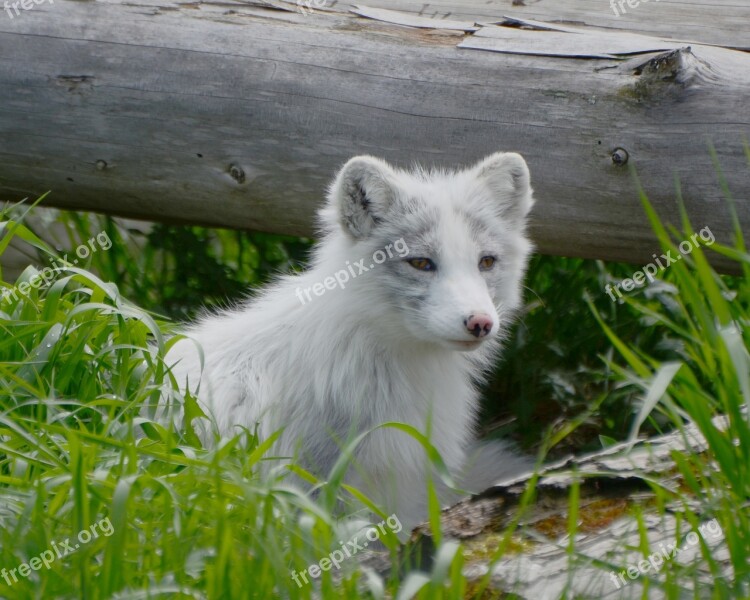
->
[164,152,537,530]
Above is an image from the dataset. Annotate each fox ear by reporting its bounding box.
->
[330,156,399,239]
[473,152,534,223]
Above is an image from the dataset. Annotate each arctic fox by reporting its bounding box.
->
[165,152,536,530]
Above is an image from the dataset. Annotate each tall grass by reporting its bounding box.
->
[1,152,748,599]
[0,211,291,598]
[583,159,750,596]
[0,205,475,598]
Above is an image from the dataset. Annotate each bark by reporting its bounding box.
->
[0,0,748,270]
[397,415,734,599]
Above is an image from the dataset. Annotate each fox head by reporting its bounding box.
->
[320,152,535,352]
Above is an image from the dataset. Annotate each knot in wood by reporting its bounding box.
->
[612,148,629,166]
[228,163,245,184]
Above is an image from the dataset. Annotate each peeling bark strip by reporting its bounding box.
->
[0,1,748,270]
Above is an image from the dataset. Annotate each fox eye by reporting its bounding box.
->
[407,258,435,272]
[478,256,496,271]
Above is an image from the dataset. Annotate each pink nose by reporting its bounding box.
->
[464,314,494,338]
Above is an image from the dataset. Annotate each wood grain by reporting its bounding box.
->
[0,0,747,270]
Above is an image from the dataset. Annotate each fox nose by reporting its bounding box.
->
[464,314,494,338]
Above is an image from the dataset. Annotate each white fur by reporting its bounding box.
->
[164,152,537,531]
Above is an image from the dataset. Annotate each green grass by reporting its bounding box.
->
[0,206,476,599]
[1,154,748,599]
[581,169,750,596]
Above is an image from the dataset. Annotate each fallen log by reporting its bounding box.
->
[360,415,735,598]
[0,1,748,270]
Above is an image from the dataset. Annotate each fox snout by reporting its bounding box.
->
[464,313,494,338]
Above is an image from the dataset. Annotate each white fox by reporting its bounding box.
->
[164,152,537,531]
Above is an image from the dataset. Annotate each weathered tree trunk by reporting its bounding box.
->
[0,0,748,270]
